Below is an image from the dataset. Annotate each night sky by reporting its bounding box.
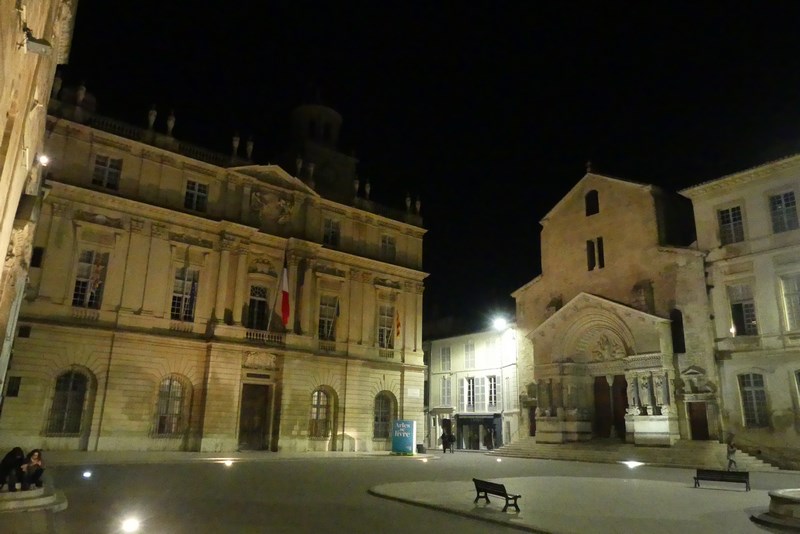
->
[61,2,800,333]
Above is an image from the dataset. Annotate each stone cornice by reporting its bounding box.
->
[681,154,800,198]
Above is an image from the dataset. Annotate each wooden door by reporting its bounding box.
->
[688,402,709,440]
[238,384,271,450]
[594,376,612,437]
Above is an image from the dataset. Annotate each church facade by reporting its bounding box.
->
[513,173,719,446]
[0,91,426,452]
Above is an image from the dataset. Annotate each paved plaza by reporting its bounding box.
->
[3,450,798,533]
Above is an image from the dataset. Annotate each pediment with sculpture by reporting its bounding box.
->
[243,351,279,370]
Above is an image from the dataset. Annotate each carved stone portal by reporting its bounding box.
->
[243,351,278,369]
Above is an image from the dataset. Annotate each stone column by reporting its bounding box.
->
[606,374,616,437]
[414,283,423,352]
[215,237,233,322]
[232,248,248,325]
[288,256,299,333]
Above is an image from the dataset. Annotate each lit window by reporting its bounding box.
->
[47,371,88,436]
[441,376,451,406]
[381,235,396,261]
[488,376,498,408]
[466,377,475,410]
[309,389,330,438]
[323,218,340,247]
[465,341,475,368]
[440,346,451,372]
[474,377,486,410]
[728,283,757,335]
[718,206,744,245]
[184,181,208,212]
[72,250,108,309]
[247,285,269,330]
[770,192,799,234]
[377,305,394,349]
[155,376,186,436]
[92,155,122,190]
[738,373,768,427]
[318,295,338,341]
[171,268,199,322]
[373,393,393,439]
[782,275,800,331]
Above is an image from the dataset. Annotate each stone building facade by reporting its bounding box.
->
[682,156,800,466]
[0,93,427,452]
[425,325,522,452]
[512,173,718,446]
[0,0,77,411]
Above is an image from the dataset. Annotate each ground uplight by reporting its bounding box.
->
[620,460,644,469]
[121,517,140,532]
[82,471,92,478]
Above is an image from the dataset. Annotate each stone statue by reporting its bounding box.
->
[251,190,295,225]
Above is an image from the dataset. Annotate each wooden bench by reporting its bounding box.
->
[472,478,521,512]
[694,469,750,491]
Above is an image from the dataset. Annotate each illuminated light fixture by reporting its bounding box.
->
[121,518,140,533]
[493,317,508,331]
[22,26,52,56]
[729,324,736,336]
[37,154,50,166]
[223,460,233,467]
[82,471,92,478]
[620,460,644,469]
[421,458,428,463]
[496,458,502,462]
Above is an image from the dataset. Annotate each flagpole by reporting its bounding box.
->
[265,244,288,334]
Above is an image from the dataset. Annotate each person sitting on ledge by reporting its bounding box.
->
[0,447,26,492]
[21,449,45,490]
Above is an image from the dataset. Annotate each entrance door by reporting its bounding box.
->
[238,384,271,450]
[594,377,612,437]
[612,375,628,439]
[528,406,537,436]
[688,402,710,440]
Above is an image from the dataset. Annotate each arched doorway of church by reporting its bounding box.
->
[593,375,627,439]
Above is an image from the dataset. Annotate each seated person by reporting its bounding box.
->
[0,447,26,492]
[21,449,45,490]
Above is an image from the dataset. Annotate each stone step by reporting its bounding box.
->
[0,485,68,513]
[489,438,781,472]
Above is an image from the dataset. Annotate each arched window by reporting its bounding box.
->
[309,388,330,438]
[374,393,394,439]
[585,190,599,216]
[155,375,189,436]
[47,370,88,435]
[738,373,768,427]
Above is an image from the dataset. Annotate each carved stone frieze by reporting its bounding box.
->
[374,278,401,290]
[251,189,295,225]
[243,351,278,369]
[169,232,214,249]
[130,219,146,234]
[151,224,168,239]
[249,257,274,275]
[74,210,124,229]
[221,236,236,251]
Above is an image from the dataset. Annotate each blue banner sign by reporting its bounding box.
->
[391,420,417,455]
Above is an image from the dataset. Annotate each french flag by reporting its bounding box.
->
[280,258,290,327]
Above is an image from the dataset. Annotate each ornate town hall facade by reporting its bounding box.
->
[0,90,426,452]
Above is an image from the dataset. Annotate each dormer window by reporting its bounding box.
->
[585,190,599,216]
[323,218,340,247]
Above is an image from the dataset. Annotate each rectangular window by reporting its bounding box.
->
[318,295,338,341]
[92,155,122,190]
[441,376,451,406]
[6,376,21,397]
[377,304,394,349]
[247,285,269,330]
[728,283,757,335]
[184,181,208,212]
[381,235,396,261]
[488,376,497,408]
[770,192,799,234]
[30,246,44,268]
[586,240,596,270]
[465,341,475,369]
[782,274,800,331]
[440,346,451,371]
[474,377,485,410]
[171,267,199,322]
[739,373,768,427]
[323,218,340,247]
[718,206,744,245]
[466,377,475,410]
[597,237,605,268]
[72,250,109,309]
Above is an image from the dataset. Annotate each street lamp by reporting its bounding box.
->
[492,317,508,331]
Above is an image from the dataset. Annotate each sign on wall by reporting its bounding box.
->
[391,420,417,455]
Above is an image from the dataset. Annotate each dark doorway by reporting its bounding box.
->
[594,377,612,437]
[528,406,537,436]
[238,384,271,450]
[688,402,710,440]
[612,375,628,439]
